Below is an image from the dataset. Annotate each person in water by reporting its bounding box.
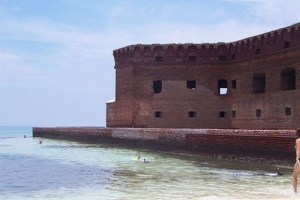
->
[135,156,149,163]
[139,158,149,163]
[292,129,300,193]
[277,168,284,176]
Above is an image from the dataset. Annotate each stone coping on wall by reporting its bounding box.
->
[32,127,295,139]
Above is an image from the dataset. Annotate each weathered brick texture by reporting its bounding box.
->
[107,23,300,130]
[33,127,296,162]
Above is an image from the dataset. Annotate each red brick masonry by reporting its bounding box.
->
[108,23,300,130]
[33,127,296,163]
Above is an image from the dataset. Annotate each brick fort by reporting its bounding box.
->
[107,23,300,130]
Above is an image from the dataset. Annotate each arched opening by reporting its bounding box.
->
[166,45,175,54]
[177,45,185,55]
[187,45,198,54]
[153,80,162,94]
[153,45,163,54]
[144,46,151,54]
[253,73,265,94]
[281,68,296,91]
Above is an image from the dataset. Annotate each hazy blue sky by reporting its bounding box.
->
[1,0,300,127]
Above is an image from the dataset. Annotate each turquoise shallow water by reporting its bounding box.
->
[0,126,298,199]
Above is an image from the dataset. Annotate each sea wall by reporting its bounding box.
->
[32,127,296,163]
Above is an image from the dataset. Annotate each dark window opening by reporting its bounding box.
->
[281,68,296,91]
[189,56,197,61]
[153,80,162,94]
[231,54,236,60]
[256,109,261,117]
[219,55,227,61]
[188,111,196,118]
[155,56,163,62]
[232,111,236,117]
[284,41,290,48]
[253,73,265,94]
[255,48,261,55]
[232,80,237,89]
[154,111,162,118]
[187,80,196,89]
[218,79,228,95]
[219,111,226,118]
[285,107,291,116]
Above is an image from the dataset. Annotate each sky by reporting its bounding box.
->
[1,0,300,127]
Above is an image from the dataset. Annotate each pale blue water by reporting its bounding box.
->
[0,126,297,199]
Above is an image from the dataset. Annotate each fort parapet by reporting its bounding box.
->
[107,23,300,129]
[113,23,300,64]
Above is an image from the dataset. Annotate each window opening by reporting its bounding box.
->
[153,80,162,94]
[255,48,261,55]
[188,111,196,118]
[187,80,196,89]
[231,54,236,60]
[154,111,162,118]
[281,68,295,91]
[232,111,236,118]
[219,111,226,118]
[218,79,228,95]
[285,107,291,116]
[155,56,163,62]
[189,56,197,61]
[232,80,237,89]
[253,73,265,94]
[284,41,290,48]
[256,109,261,117]
[219,55,227,61]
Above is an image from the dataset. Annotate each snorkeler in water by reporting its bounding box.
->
[135,156,149,163]
[253,168,284,176]
[277,168,284,176]
[139,158,149,163]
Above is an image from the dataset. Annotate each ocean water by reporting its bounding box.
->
[0,126,298,200]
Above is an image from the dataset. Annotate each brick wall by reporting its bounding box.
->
[107,23,300,130]
[33,127,296,162]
